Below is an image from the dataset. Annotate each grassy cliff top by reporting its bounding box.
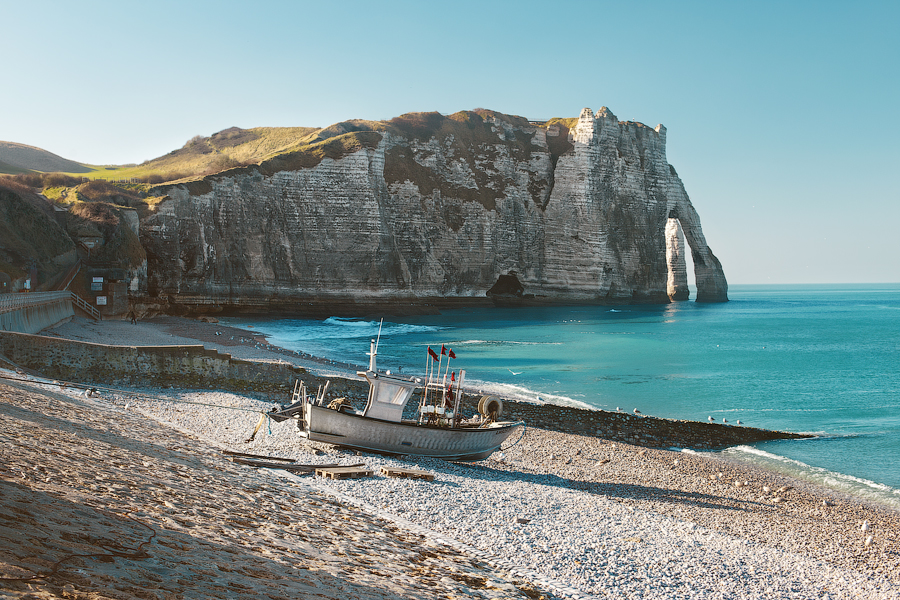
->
[1,109,579,185]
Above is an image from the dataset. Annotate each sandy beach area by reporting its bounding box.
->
[2,315,899,599]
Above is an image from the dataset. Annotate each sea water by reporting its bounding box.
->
[234,284,900,507]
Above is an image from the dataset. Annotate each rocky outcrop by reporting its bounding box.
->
[142,107,727,313]
[0,184,77,289]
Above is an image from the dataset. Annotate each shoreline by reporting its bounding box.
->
[5,314,898,597]
[28,316,897,503]
[33,315,811,449]
[25,317,896,500]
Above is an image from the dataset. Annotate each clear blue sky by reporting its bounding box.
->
[3,0,898,284]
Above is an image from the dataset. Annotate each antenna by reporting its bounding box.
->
[367,318,385,372]
[374,318,384,354]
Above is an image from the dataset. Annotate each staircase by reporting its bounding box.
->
[50,259,101,321]
[70,291,101,321]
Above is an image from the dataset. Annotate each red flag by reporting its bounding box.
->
[448,348,456,359]
[451,371,455,382]
[427,346,439,361]
[440,344,447,356]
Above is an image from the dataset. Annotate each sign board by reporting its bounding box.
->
[91,276,104,292]
[96,296,107,306]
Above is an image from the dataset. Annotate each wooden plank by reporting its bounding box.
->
[223,450,296,462]
[380,466,435,481]
[231,458,366,472]
[231,457,314,471]
[315,466,373,480]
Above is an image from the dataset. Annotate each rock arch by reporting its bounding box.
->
[666,201,728,303]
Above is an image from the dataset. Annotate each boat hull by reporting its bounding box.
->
[303,404,523,461]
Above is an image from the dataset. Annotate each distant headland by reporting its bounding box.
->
[0,106,727,318]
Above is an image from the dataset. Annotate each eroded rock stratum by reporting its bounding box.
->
[142,107,727,314]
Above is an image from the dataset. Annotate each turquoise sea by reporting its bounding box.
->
[234,284,900,508]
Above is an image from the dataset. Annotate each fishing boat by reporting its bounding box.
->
[270,339,524,461]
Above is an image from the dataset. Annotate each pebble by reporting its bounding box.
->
[70,385,900,600]
[15,316,900,599]
[0,378,553,600]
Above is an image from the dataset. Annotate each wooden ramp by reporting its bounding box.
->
[380,466,435,481]
[315,466,374,480]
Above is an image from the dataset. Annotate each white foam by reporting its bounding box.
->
[232,317,444,343]
[463,377,594,410]
[451,339,562,346]
[723,445,900,509]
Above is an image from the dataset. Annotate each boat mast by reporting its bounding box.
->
[369,318,384,373]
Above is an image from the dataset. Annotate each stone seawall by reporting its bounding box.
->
[0,331,305,393]
[498,398,811,450]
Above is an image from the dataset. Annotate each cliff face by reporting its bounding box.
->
[142,107,727,313]
[0,184,77,288]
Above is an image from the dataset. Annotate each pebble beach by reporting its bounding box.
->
[2,316,899,599]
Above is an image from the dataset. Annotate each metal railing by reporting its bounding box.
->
[56,260,83,291]
[0,290,100,321]
[70,292,101,320]
[0,291,71,314]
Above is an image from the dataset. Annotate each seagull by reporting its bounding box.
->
[633,408,641,415]
[508,369,522,375]
[708,416,714,422]
[616,407,621,412]
[722,418,728,424]
[736,419,742,425]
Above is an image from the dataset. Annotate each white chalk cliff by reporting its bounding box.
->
[142,107,727,313]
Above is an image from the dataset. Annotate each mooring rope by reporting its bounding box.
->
[500,423,527,451]
[0,372,273,417]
